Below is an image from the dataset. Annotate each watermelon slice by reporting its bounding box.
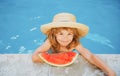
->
[38,51,78,67]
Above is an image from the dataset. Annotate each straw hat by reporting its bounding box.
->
[40,13,89,37]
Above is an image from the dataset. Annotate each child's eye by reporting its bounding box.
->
[58,33,63,35]
[68,33,73,35]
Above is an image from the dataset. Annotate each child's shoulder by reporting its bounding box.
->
[74,43,83,49]
[42,39,51,47]
[69,43,80,50]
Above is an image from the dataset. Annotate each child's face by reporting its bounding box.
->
[55,29,74,47]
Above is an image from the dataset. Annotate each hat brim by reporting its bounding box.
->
[40,22,89,37]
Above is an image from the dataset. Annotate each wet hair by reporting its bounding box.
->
[46,27,81,53]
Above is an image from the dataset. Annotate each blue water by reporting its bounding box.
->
[0,0,120,54]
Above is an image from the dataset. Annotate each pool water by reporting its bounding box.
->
[0,0,120,54]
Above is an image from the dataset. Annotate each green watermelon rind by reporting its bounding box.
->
[38,52,78,67]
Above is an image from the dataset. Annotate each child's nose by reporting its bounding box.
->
[63,35,69,39]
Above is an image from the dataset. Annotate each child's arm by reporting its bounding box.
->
[32,39,51,63]
[34,39,51,54]
[75,44,116,76]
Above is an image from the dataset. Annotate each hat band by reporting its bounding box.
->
[53,16,76,22]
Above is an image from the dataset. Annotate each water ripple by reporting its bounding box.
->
[85,33,114,49]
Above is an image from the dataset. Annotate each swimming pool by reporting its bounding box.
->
[0,0,120,54]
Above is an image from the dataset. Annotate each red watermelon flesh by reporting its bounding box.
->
[38,51,78,67]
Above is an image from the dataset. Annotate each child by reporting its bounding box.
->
[32,13,116,76]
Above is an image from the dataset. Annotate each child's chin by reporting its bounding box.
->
[60,44,69,47]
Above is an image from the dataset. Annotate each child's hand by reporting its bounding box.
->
[37,53,44,63]
[32,52,44,63]
[108,73,116,76]
[107,71,116,76]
